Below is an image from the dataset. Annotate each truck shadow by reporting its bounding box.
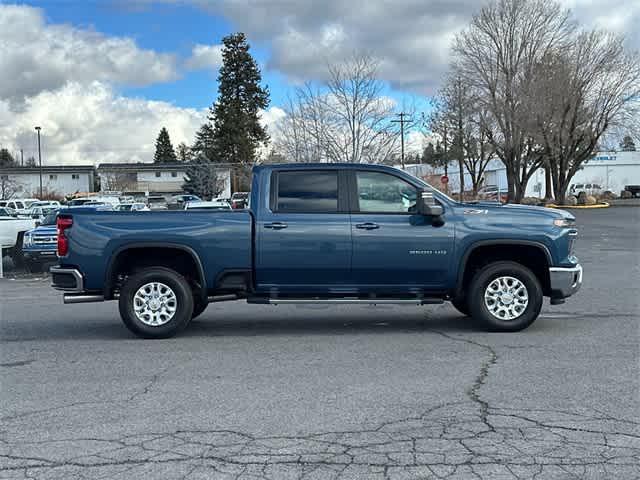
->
[183,310,479,338]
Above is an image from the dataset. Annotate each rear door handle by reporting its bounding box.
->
[264,222,288,230]
[355,222,380,230]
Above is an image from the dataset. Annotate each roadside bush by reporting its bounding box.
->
[565,195,578,206]
[620,190,633,199]
[598,191,616,200]
[521,197,540,205]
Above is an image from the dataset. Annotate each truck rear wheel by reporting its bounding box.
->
[118,267,194,339]
[468,261,543,332]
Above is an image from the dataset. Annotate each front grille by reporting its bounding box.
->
[33,236,57,244]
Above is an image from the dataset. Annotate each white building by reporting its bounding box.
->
[97,163,231,199]
[402,151,640,197]
[0,165,95,199]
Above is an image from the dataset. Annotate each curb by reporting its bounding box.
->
[545,202,610,209]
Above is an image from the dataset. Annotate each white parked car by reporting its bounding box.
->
[28,200,61,209]
[0,199,30,214]
[570,183,602,196]
[116,203,150,212]
[24,205,58,221]
[0,207,36,264]
[184,199,232,211]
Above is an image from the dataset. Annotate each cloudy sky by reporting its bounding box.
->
[1,0,638,166]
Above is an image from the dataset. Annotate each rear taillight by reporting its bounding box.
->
[57,217,73,257]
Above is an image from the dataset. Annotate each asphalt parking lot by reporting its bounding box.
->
[1,208,638,479]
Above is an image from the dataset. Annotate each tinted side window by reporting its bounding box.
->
[356,171,417,213]
[276,171,338,213]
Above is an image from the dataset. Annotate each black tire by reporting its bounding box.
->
[468,261,543,332]
[118,267,193,339]
[10,232,26,269]
[451,296,470,316]
[191,297,208,319]
[25,261,43,273]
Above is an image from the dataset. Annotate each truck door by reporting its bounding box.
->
[349,170,454,291]
[256,169,352,293]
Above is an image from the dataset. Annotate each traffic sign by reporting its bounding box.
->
[441,175,449,184]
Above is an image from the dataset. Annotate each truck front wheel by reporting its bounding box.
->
[468,261,543,332]
[119,267,194,339]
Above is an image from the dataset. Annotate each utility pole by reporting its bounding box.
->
[391,112,411,170]
[20,149,24,167]
[35,126,42,198]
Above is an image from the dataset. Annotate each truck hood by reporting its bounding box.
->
[458,201,574,221]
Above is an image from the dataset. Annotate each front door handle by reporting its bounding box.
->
[355,222,380,230]
[264,222,288,230]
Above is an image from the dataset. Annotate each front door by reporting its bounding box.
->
[256,169,352,293]
[350,170,454,291]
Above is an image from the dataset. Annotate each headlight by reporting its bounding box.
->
[553,218,575,228]
[23,234,32,247]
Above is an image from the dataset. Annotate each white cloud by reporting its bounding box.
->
[0,83,291,166]
[185,44,223,70]
[0,4,178,101]
[179,0,640,94]
[0,82,207,165]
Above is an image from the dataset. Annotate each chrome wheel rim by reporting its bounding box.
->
[484,276,528,321]
[133,282,177,326]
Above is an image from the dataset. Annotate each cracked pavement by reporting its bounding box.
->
[1,208,638,479]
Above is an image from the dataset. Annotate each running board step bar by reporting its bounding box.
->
[248,297,443,305]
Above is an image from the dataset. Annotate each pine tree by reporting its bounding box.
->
[176,142,192,163]
[210,32,270,168]
[153,127,178,164]
[191,124,217,162]
[0,148,16,167]
[182,155,224,200]
[620,135,636,152]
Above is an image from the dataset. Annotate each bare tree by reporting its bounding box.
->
[527,31,640,203]
[275,54,405,164]
[1,176,22,200]
[453,0,575,202]
[101,172,136,192]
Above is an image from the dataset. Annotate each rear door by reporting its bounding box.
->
[256,169,352,293]
[349,170,454,291]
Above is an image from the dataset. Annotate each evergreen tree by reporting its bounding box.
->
[191,124,217,161]
[176,142,192,163]
[182,154,224,200]
[0,148,16,167]
[210,32,270,167]
[153,127,178,164]
[620,135,636,152]
[25,156,37,167]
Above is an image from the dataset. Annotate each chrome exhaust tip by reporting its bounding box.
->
[63,294,105,304]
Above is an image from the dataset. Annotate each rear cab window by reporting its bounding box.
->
[271,171,339,213]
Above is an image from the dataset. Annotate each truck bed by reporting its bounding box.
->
[59,209,253,291]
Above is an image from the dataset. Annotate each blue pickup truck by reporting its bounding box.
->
[51,163,582,338]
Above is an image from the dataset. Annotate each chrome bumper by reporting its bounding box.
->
[549,264,583,299]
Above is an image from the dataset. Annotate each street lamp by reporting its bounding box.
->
[35,126,42,199]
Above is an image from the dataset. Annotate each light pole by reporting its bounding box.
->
[35,126,42,198]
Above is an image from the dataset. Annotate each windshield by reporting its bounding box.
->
[41,211,59,225]
[117,204,133,211]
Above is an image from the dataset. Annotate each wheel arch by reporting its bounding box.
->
[105,243,206,300]
[455,240,552,298]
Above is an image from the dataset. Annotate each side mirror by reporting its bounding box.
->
[417,190,444,217]
[35,221,41,227]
